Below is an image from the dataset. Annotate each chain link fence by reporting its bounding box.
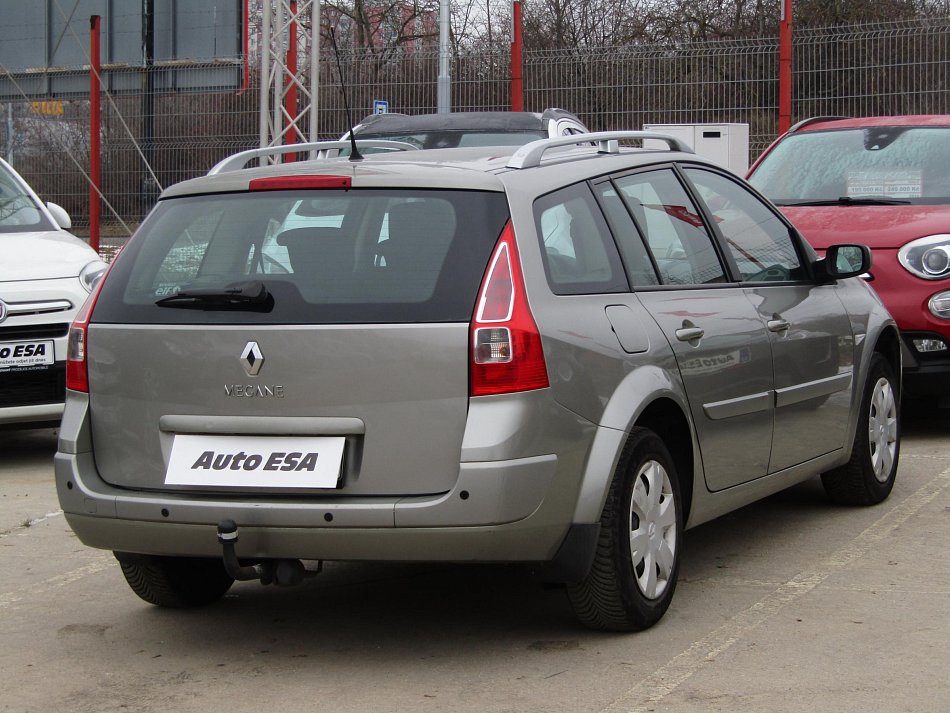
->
[2,17,949,253]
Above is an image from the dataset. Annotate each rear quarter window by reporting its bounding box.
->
[534,182,629,295]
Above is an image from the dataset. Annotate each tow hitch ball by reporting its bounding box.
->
[216,519,319,586]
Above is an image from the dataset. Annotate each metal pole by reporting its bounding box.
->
[779,0,793,134]
[89,15,101,253]
[259,0,272,156]
[511,0,523,112]
[437,0,450,113]
[5,104,13,164]
[142,0,157,213]
[310,1,320,142]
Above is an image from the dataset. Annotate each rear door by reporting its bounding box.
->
[681,167,855,472]
[87,187,509,496]
[593,168,776,490]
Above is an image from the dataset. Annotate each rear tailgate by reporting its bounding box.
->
[88,322,470,495]
[86,186,509,497]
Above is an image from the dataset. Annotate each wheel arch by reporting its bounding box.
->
[871,324,902,398]
[571,390,697,527]
[634,398,694,526]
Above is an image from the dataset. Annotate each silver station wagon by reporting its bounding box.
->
[56,133,901,631]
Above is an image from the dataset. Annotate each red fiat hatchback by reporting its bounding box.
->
[748,116,950,403]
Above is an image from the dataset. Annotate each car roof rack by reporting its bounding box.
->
[208,140,420,175]
[506,131,693,169]
[787,116,850,133]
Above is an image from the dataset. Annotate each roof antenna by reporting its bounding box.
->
[329,25,362,162]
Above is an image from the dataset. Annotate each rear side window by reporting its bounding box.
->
[93,189,509,324]
[611,169,726,286]
[534,182,628,295]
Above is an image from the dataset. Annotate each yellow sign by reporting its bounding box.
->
[30,100,64,116]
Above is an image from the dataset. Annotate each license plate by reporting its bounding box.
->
[0,340,55,370]
[165,435,345,488]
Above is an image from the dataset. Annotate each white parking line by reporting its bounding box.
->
[599,465,950,713]
[0,510,64,539]
[0,554,117,610]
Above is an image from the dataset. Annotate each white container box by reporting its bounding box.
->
[643,123,750,175]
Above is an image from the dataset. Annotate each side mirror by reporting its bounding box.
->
[46,202,72,230]
[816,244,871,282]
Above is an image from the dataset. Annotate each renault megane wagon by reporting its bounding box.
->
[55,132,901,631]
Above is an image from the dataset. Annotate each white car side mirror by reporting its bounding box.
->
[46,202,72,230]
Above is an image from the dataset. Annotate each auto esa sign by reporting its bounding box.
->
[165,435,345,489]
[0,340,54,370]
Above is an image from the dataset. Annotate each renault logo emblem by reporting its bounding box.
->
[240,341,264,376]
[0,300,7,324]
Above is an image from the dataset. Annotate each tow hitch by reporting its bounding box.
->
[216,519,321,586]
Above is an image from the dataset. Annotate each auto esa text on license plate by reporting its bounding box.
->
[165,435,345,488]
[0,340,54,369]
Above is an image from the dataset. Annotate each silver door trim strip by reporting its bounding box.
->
[775,372,852,408]
[703,391,772,420]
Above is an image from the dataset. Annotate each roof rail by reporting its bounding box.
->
[506,131,693,170]
[787,116,850,133]
[208,140,420,175]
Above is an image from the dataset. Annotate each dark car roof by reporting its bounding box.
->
[797,115,950,132]
[354,109,583,134]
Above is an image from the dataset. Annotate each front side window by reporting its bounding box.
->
[611,169,726,286]
[0,163,52,232]
[685,168,804,282]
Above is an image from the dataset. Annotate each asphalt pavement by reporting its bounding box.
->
[1,405,948,713]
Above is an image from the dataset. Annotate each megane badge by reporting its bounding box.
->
[240,341,264,376]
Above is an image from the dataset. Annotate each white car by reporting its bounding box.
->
[0,157,106,427]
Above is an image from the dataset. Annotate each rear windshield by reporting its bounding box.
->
[92,189,509,324]
[750,126,950,204]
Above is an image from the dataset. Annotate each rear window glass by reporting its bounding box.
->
[93,189,509,324]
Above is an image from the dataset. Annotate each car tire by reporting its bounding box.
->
[821,352,900,506]
[567,428,682,631]
[115,553,234,607]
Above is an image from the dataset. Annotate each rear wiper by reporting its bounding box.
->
[776,196,911,206]
[155,280,274,311]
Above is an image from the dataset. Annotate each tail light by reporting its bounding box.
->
[470,221,549,396]
[66,261,112,393]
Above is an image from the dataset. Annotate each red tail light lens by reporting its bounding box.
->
[470,222,549,397]
[66,261,111,393]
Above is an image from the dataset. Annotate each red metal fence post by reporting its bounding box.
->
[89,15,101,253]
[284,0,298,161]
[779,0,793,134]
[511,0,523,112]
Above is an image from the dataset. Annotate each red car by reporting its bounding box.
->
[748,115,950,403]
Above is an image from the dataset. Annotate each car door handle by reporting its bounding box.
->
[767,318,790,333]
[675,327,705,342]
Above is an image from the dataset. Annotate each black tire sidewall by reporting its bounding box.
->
[611,431,683,626]
[856,354,901,500]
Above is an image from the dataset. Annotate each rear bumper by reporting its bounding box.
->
[55,449,572,563]
[0,401,64,426]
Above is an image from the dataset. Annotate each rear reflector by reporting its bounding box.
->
[248,175,352,191]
